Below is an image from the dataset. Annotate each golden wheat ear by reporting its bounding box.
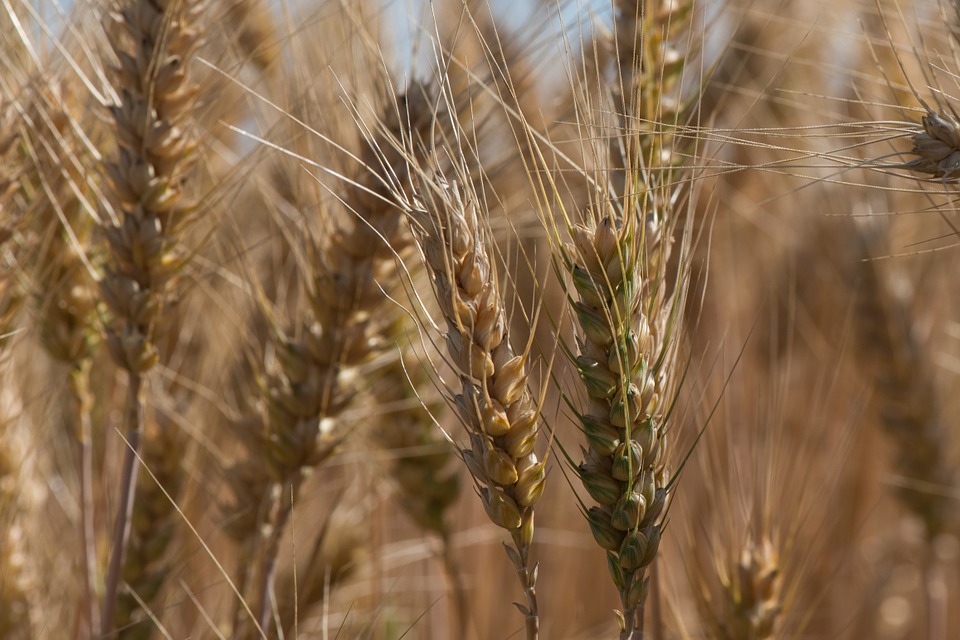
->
[399,152,547,639]
[523,2,700,636]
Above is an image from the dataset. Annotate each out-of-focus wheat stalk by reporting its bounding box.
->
[223,87,432,637]
[15,79,101,638]
[97,0,205,632]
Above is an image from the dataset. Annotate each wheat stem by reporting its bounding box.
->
[256,472,305,635]
[102,372,144,633]
[69,365,100,638]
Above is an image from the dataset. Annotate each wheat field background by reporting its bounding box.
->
[0,0,958,638]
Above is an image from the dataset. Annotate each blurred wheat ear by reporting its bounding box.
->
[96,0,206,633]
[0,93,33,640]
[221,81,439,637]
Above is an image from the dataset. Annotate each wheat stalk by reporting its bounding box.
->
[223,87,431,637]
[97,0,205,631]
[404,169,546,640]
[14,79,102,637]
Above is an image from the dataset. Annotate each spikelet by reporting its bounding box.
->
[904,110,960,180]
[99,0,204,376]
[710,538,782,640]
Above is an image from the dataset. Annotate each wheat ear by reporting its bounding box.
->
[609,0,695,187]
[710,537,782,640]
[224,89,430,637]
[16,80,101,637]
[405,173,546,640]
[854,226,954,539]
[566,196,679,638]
[904,110,960,180]
[0,96,33,640]
[98,0,204,631]
[561,4,696,635]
